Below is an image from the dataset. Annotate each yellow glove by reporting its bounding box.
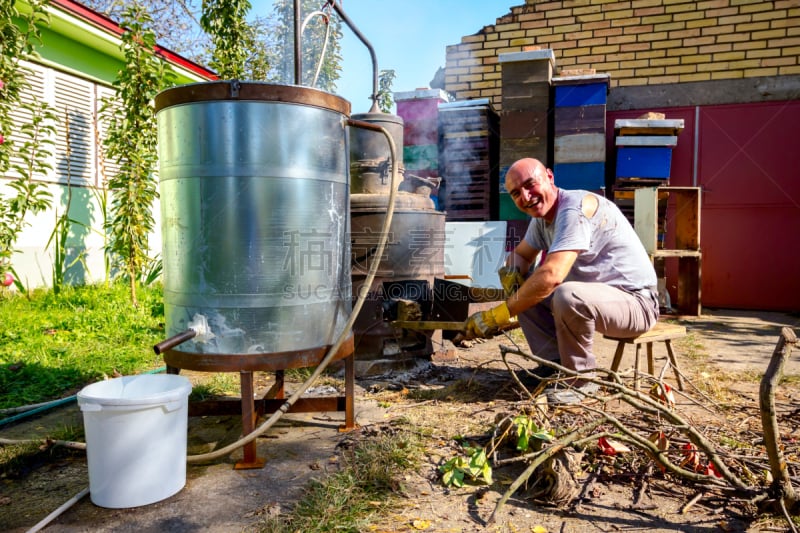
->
[464,302,511,339]
[498,266,525,297]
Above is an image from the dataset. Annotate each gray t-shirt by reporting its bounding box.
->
[524,188,657,292]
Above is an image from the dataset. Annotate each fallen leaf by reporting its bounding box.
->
[598,436,630,455]
[704,462,723,478]
[411,519,431,530]
[649,431,670,452]
[649,382,676,408]
[680,442,700,470]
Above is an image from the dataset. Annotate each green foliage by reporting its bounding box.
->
[0,101,57,274]
[439,416,554,489]
[201,0,252,79]
[439,444,492,488]
[0,1,54,282]
[190,372,239,400]
[102,4,176,304]
[0,283,165,410]
[0,0,49,172]
[241,16,279,80]
[270,0,342,91]
[377,69,396,113]
[513,414,554,452]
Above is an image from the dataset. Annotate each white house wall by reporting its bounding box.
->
[3,60,162,289]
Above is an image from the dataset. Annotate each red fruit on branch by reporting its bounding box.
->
[2,272,14,287]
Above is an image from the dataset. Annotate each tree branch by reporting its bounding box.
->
[759,327,798,515]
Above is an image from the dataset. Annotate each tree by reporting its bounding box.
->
[81,0,343,88]
[270,0,342,91]
[241,15,280,80]
[0,0,56,290]
[79,0,210,66]
[200,0,251,79]
[102,4,176,305]
[377,69,396,114]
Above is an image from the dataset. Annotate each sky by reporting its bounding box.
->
[248,0,514,113]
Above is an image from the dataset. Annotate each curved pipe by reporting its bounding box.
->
[300,10,332,88]
[330,0,379,112]
[186,121,401,464]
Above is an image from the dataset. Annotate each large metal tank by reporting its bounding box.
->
[155,82,352,358]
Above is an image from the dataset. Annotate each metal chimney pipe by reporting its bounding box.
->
[294,0,302,84]
[330,0,380,112]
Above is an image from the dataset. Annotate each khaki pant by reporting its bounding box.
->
[518,281,659,372]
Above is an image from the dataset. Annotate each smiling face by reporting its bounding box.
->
[505,158,558,221]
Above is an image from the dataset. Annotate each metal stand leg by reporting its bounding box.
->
[339,353,357,431]
[235,371,265,470]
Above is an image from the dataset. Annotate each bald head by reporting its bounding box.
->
[504,158,558,221]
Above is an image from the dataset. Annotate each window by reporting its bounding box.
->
[5,60,120,188]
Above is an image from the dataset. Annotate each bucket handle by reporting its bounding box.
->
[78,399,186,412]
[162,399,186,413]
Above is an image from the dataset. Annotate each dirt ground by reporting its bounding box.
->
[1,307,799,533]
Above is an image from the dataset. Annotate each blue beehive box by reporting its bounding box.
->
[615,146,673,179]
[554,162,606,190]
[554,82,607,107]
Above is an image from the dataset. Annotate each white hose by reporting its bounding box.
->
[300,10,332,88]
[186,123,400,464]
[25,486,89,533]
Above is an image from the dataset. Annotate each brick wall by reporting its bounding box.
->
[444,0,800,111]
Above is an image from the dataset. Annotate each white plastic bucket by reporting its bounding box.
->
[77,374,192,508]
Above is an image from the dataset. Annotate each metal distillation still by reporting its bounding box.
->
[349,109,446,371]
[152,1,406,468]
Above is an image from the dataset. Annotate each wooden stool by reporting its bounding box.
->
[604,322,686,391]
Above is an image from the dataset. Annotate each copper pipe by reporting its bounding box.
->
[347,118,384,132]
[153,329,197,355]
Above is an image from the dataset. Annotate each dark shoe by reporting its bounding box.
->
[516,363,558,389]
[531,364,558,380]
[544,380,600,405]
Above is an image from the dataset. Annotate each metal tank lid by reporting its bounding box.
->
[154,80,351,116]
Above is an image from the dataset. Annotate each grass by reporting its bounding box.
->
[256,423,422,533]
[189,372,240,401]
[1,282,430,531]
[0,283,166,410]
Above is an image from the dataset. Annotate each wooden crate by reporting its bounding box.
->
[634,187,702,316]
